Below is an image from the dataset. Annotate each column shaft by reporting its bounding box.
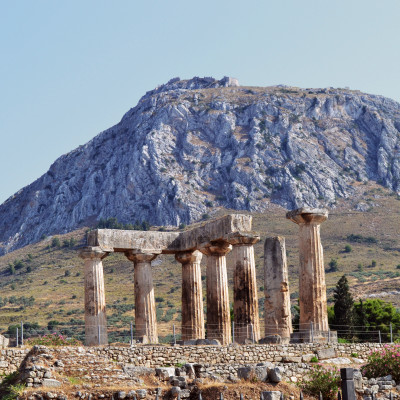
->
[201,242,232,345]
[298,223,328,332]
[80,247,108,346]
[176,251,205,340]
[232,238,260,343]
[126,252,159,343]
[264,236,292,340]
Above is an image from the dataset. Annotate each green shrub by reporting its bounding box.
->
[298,364,340,400]
[351,352,358,358]
[362,345,400,381]
[310,356,318,362]
[25,333,81,347]
[51,237,61,247]
[344,245,352,253]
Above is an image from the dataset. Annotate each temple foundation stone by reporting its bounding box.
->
[175,250,205,340]
[126,251,159,343]
[286,208,329,336]
[229,234,260,343]
[200,241,232,345]
[264,236,292,342]
[79,247,109,346]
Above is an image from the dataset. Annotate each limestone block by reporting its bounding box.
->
[0,335,9,348]
[261,391,282,400]
[155,367,175,380]
[42,379,61,387]
[136,389,147,399]
[316,347,336,360]
[268,367,283,383]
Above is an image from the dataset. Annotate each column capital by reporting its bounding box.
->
[125,250,160,263]
[286,207,328,225]
[175,250,202,265]
[79,246,108,260]
[227,232,260,246]
[200,241,232,257]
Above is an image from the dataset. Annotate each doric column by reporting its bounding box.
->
[286,208,329,333]
[79,246,108,346]
[264,236,293,340]
[125,251,159,343]
[228,233,260,343]
[200,241,232,345]
[175,250,205,341]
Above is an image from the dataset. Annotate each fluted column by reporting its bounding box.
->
[229,234,260,343]
[264,236,293,340]
[79,246,108,346]
[200,241,232,345]
[175,250,205,340]
[125,251,159,343]
[287,208,329,333]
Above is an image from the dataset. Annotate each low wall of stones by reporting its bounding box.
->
[0,342,382,376]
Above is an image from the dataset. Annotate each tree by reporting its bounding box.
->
[333,275,354,337]
[344,245,352,253]
[51,237,61,248]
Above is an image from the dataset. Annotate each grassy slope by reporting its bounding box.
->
[0,182,399,339]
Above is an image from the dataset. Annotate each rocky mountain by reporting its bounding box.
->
[1,76,400,254]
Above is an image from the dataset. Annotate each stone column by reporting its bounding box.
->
[79,246,108,346]
[125,251,159,343]
[264,236,293,341]
[229,233,260,343]
[286,208,329,333]
[200,241,232,345]
[175,250,205,341]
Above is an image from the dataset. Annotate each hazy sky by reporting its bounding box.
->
[1,0,399,204]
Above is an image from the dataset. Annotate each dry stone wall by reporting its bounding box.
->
[0,343,382,377]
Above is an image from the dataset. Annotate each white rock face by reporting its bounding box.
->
[1,77,400,253]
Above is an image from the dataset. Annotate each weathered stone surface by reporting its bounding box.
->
[287,208,329,332]
[237,365,268,381]
[42,379,61,387]
[282,356,302,363]
[264,236,292,340]
[316,347,336,360]
[79,247,108,346]
[231,234,260,343]
[126,252,158,343]
[136,389,147,399]
[176,251,204,340]
[0,335,9,348]
[87,214,252,253]
[123,365,156,377]
[268,367,283,383]
[170,386,181,398]
[261,391,282,400]
[201,242,232,345]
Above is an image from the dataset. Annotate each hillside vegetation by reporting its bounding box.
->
[0,181,399,342]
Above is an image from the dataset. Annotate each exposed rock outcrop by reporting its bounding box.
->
[1,76,400,253]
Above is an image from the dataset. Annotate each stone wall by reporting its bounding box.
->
[0,343,382,376]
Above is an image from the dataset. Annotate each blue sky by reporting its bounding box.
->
[0,0,399,204]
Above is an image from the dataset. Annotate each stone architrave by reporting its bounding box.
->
[286,208,329,332]
[264,236,292,340]
[229,234,261,343]
[175,250,205,340]
[200,241,232,345]
[126,251,160,343]
[79,247,109,346]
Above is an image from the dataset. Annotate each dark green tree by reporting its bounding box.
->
[333,275,354,337]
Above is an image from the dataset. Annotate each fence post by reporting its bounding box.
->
[340,368,356,400]
[130,322,133,346]
[310,322,314,343]
[390,323,393,343]
[16,328,19,347]
[232,322,235,344]
[173,324,176,345]
[378,330,381,344]
[21,322,24,346]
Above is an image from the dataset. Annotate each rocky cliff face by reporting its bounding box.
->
[1,76,400,253]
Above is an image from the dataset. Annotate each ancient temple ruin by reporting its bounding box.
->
[79,209,334,346]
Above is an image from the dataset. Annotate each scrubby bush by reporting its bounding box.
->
[362,345,400,381]
[298,364,340,400]
[25,333,81,346]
